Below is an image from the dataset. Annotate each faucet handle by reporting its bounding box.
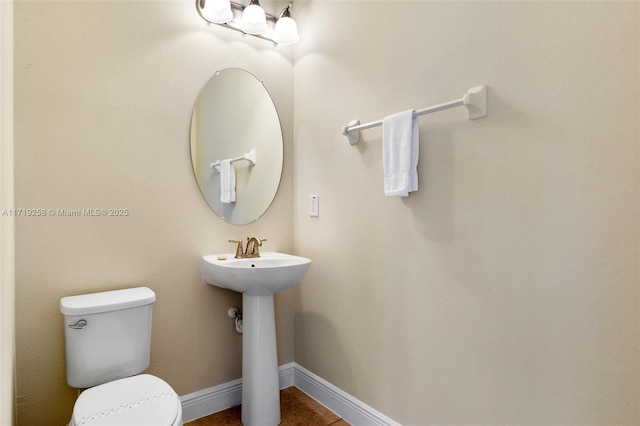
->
[228,239,244,258]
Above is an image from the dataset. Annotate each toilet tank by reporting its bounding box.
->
[60,287,156,388]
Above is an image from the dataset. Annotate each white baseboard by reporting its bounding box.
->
[180,362,399,426]
[278,361,296,389]
[180,362,295,423]
[180,377,242,423]
[293,364,401,426]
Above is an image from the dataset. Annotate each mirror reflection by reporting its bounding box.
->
[190,68,283,225]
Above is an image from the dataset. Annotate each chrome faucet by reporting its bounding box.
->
[244,237,267,258]
[229,237,267,258]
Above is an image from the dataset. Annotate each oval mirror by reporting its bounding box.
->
[190,68,284,225]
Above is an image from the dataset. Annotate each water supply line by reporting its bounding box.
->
[228,306,243,334]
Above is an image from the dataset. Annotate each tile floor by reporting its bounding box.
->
[185,387,350,426]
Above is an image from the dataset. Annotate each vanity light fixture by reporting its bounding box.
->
[196,0,299,45]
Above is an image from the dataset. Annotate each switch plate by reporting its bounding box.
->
[309,195,319,217]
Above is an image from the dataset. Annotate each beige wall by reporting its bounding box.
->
[293,2,640,425]
[13,1,294,424]
[1,0,16,425]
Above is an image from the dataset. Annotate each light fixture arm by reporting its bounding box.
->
[278,3,292,19]
[195,0,208,21]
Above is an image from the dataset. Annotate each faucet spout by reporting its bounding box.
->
[245,237,267,258]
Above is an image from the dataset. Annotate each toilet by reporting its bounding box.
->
[60,286,183,426]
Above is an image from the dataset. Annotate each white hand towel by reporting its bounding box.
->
[219,159,236,203]
[382,109,419,196]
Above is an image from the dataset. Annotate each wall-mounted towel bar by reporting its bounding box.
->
[342,85,488,145]
[211,149,257,171]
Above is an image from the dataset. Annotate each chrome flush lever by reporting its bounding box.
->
[68,319,87,330]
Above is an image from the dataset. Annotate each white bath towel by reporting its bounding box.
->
[382,109,419,196]
[219,159,236,203]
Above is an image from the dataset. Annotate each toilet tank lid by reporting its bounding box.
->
[60,287,156,316]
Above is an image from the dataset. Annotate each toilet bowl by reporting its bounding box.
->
[68,375,182,426]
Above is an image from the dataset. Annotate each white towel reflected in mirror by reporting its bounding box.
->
[220,159,236,203]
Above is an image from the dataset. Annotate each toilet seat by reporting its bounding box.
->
[70,374,182,426]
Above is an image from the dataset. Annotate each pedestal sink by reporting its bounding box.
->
[201,252,311,426]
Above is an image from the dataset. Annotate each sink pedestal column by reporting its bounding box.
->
[241,293,280,426]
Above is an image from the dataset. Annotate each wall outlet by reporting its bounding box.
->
[309,195,319,217]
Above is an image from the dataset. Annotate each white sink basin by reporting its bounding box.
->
[202,251,311,295]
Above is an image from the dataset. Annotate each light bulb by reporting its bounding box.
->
[273,16,299,44]
[241,3,267,34]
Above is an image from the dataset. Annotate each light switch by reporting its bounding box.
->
[309,195,319,217]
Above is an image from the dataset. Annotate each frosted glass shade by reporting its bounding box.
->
[273,16,299,44]
[202,0,233,24]
[241,4,267,34]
